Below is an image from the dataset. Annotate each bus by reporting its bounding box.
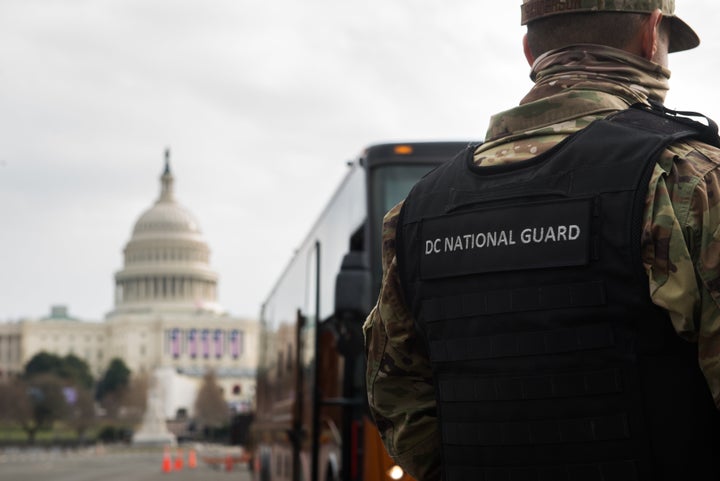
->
[251,142,471,481]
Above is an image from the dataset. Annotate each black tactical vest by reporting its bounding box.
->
[397,104,720,481]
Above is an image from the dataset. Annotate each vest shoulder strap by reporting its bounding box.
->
[612,101,720,148]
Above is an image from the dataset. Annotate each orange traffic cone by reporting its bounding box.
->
[225,454,234,472]
[174,448,184,471]
[188,449,197,469]
[162,446,173,473]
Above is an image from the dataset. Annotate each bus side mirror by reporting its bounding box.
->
[334,252,371,322]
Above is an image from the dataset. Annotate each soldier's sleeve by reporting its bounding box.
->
[644,145,720,408]
[363,202,441,481]
[686,149,720,408]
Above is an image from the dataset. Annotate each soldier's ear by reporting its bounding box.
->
[641,9,664,61]
[523,34,535,67]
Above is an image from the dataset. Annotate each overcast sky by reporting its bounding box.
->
[1,1,719,322]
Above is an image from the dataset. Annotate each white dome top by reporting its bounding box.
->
[133,201,201,237]
[130,154,203,240]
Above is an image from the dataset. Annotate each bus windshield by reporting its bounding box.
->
[372,164,436,218]
[369,163,438,289]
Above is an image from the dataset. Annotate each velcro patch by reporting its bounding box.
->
[420,199,592,279]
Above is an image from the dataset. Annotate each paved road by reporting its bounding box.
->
[0,445,252,481]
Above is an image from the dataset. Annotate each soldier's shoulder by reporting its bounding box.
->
[688,139,720,162]
[667,137,720,177]
[383,201,404,226]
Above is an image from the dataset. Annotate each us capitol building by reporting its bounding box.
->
[0,153,258,418]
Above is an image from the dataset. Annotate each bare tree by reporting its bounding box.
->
[0,382,11,422]
[194,370,230,436]
[4,375,68,443]
[121,373,149,424]
[65,387,96,441]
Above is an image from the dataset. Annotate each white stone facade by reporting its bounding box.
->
[0,322,23,381]
[0,153,258,417]
[0,307,107,380]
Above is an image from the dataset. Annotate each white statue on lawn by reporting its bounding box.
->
[132,369,177,446]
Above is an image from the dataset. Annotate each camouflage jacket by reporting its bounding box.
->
[364,45,720,481]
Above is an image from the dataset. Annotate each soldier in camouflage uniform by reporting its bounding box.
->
[364,1,720,480]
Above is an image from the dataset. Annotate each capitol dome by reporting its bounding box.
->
[133,202,201,237]
[109,150,221,317]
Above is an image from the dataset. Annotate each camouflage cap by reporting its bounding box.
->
[521,0,699,52]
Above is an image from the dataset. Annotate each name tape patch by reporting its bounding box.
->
[419,199,592,279]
